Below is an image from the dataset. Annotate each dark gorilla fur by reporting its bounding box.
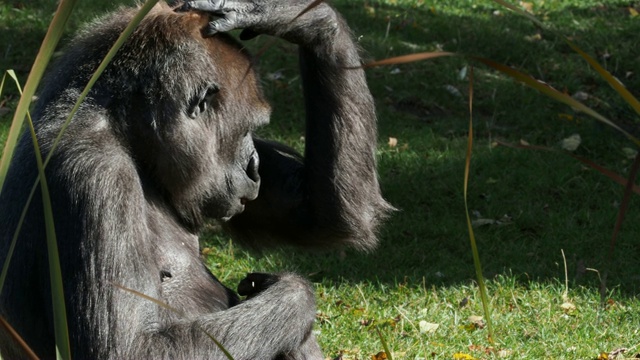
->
[0,1,392,359]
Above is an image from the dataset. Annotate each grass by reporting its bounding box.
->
[2,0,640,358]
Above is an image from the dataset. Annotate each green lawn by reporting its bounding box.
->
[2,0,640,358]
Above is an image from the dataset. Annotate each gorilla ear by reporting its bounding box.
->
[188,85,220,119]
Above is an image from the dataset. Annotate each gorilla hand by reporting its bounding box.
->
[182,0,337,44]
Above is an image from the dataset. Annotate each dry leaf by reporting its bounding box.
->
[608,348,627,359]
[524,33,542,42]
[497,349,513,357]
[622,147,638,160]
[444,84,463,98]
[519,1,534,12]
[418,320,439,334]
[472,218,498,227]
[453,353,475,360]
[560,302,576,314]
[558,113,574,121]
[371,351,387,360]
[560,134,581,152]
[468,315,485,328]
[572,91,590,101]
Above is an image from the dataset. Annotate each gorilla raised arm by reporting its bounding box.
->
[185,0,393,250]
[0,1,390,359]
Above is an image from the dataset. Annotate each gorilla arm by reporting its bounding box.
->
[186,0,394,250]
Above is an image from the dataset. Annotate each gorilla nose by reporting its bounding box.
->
[246,152,260,183]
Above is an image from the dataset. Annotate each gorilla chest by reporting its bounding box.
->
[154,235,234,313]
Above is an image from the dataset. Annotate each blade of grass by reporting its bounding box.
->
[357,49,638,146]
[1,3,160,359]
[112,283,235,360]
[463,66,493,342]
[41,0,160,170]
[1,1,162,299]
[375,327,393,360]
[0,0,79,194]
[0,316,39,360]
[565,41,640,116]
[492,0,640,117]
[600,152,640,303]
[362,51,454,68]
[471,56,640,147]
[6,70,71,360]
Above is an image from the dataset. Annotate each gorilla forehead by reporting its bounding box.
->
[108,5,256,93]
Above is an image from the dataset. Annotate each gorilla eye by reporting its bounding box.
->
[188,85,219,119]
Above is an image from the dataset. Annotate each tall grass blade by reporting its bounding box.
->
[0,316,39,360]
[472,57,640,147]
[463,66,493,342]
[492,0,640,117]
[112,283,235,360]
[600,153,640,302]
[375,327,393,360]
[2,2,160,359]
[6,71,71,360]
[0,0,79,194]
[363,52,454,68]
[41,0,160,171]
[565,41,640,116]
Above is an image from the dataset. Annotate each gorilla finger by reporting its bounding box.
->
[204,12,242,35]
[182,0,227,13]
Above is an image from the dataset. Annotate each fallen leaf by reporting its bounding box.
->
[609,348,627,359]
[560,301,576,314]
[558,113,574,121]
[629,7,639,17]
[468,315,485,329]
[458,66,468,80]
[623,147,638,160]
[519,1,534,12]
[560,134,581,152]
[524,33,542,42]
[419,320,439,334]
[472,218,498,227]
[444,84,463,98]
[497,349,513,357]
[371,351,387,360]
[572,91,590,101]
[453,353,475,360]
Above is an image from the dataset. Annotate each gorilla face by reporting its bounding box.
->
[117,13,271,227]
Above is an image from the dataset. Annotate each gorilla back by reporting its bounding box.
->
[0,1,391,358]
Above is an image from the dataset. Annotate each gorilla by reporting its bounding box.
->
[0,0,391,358]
